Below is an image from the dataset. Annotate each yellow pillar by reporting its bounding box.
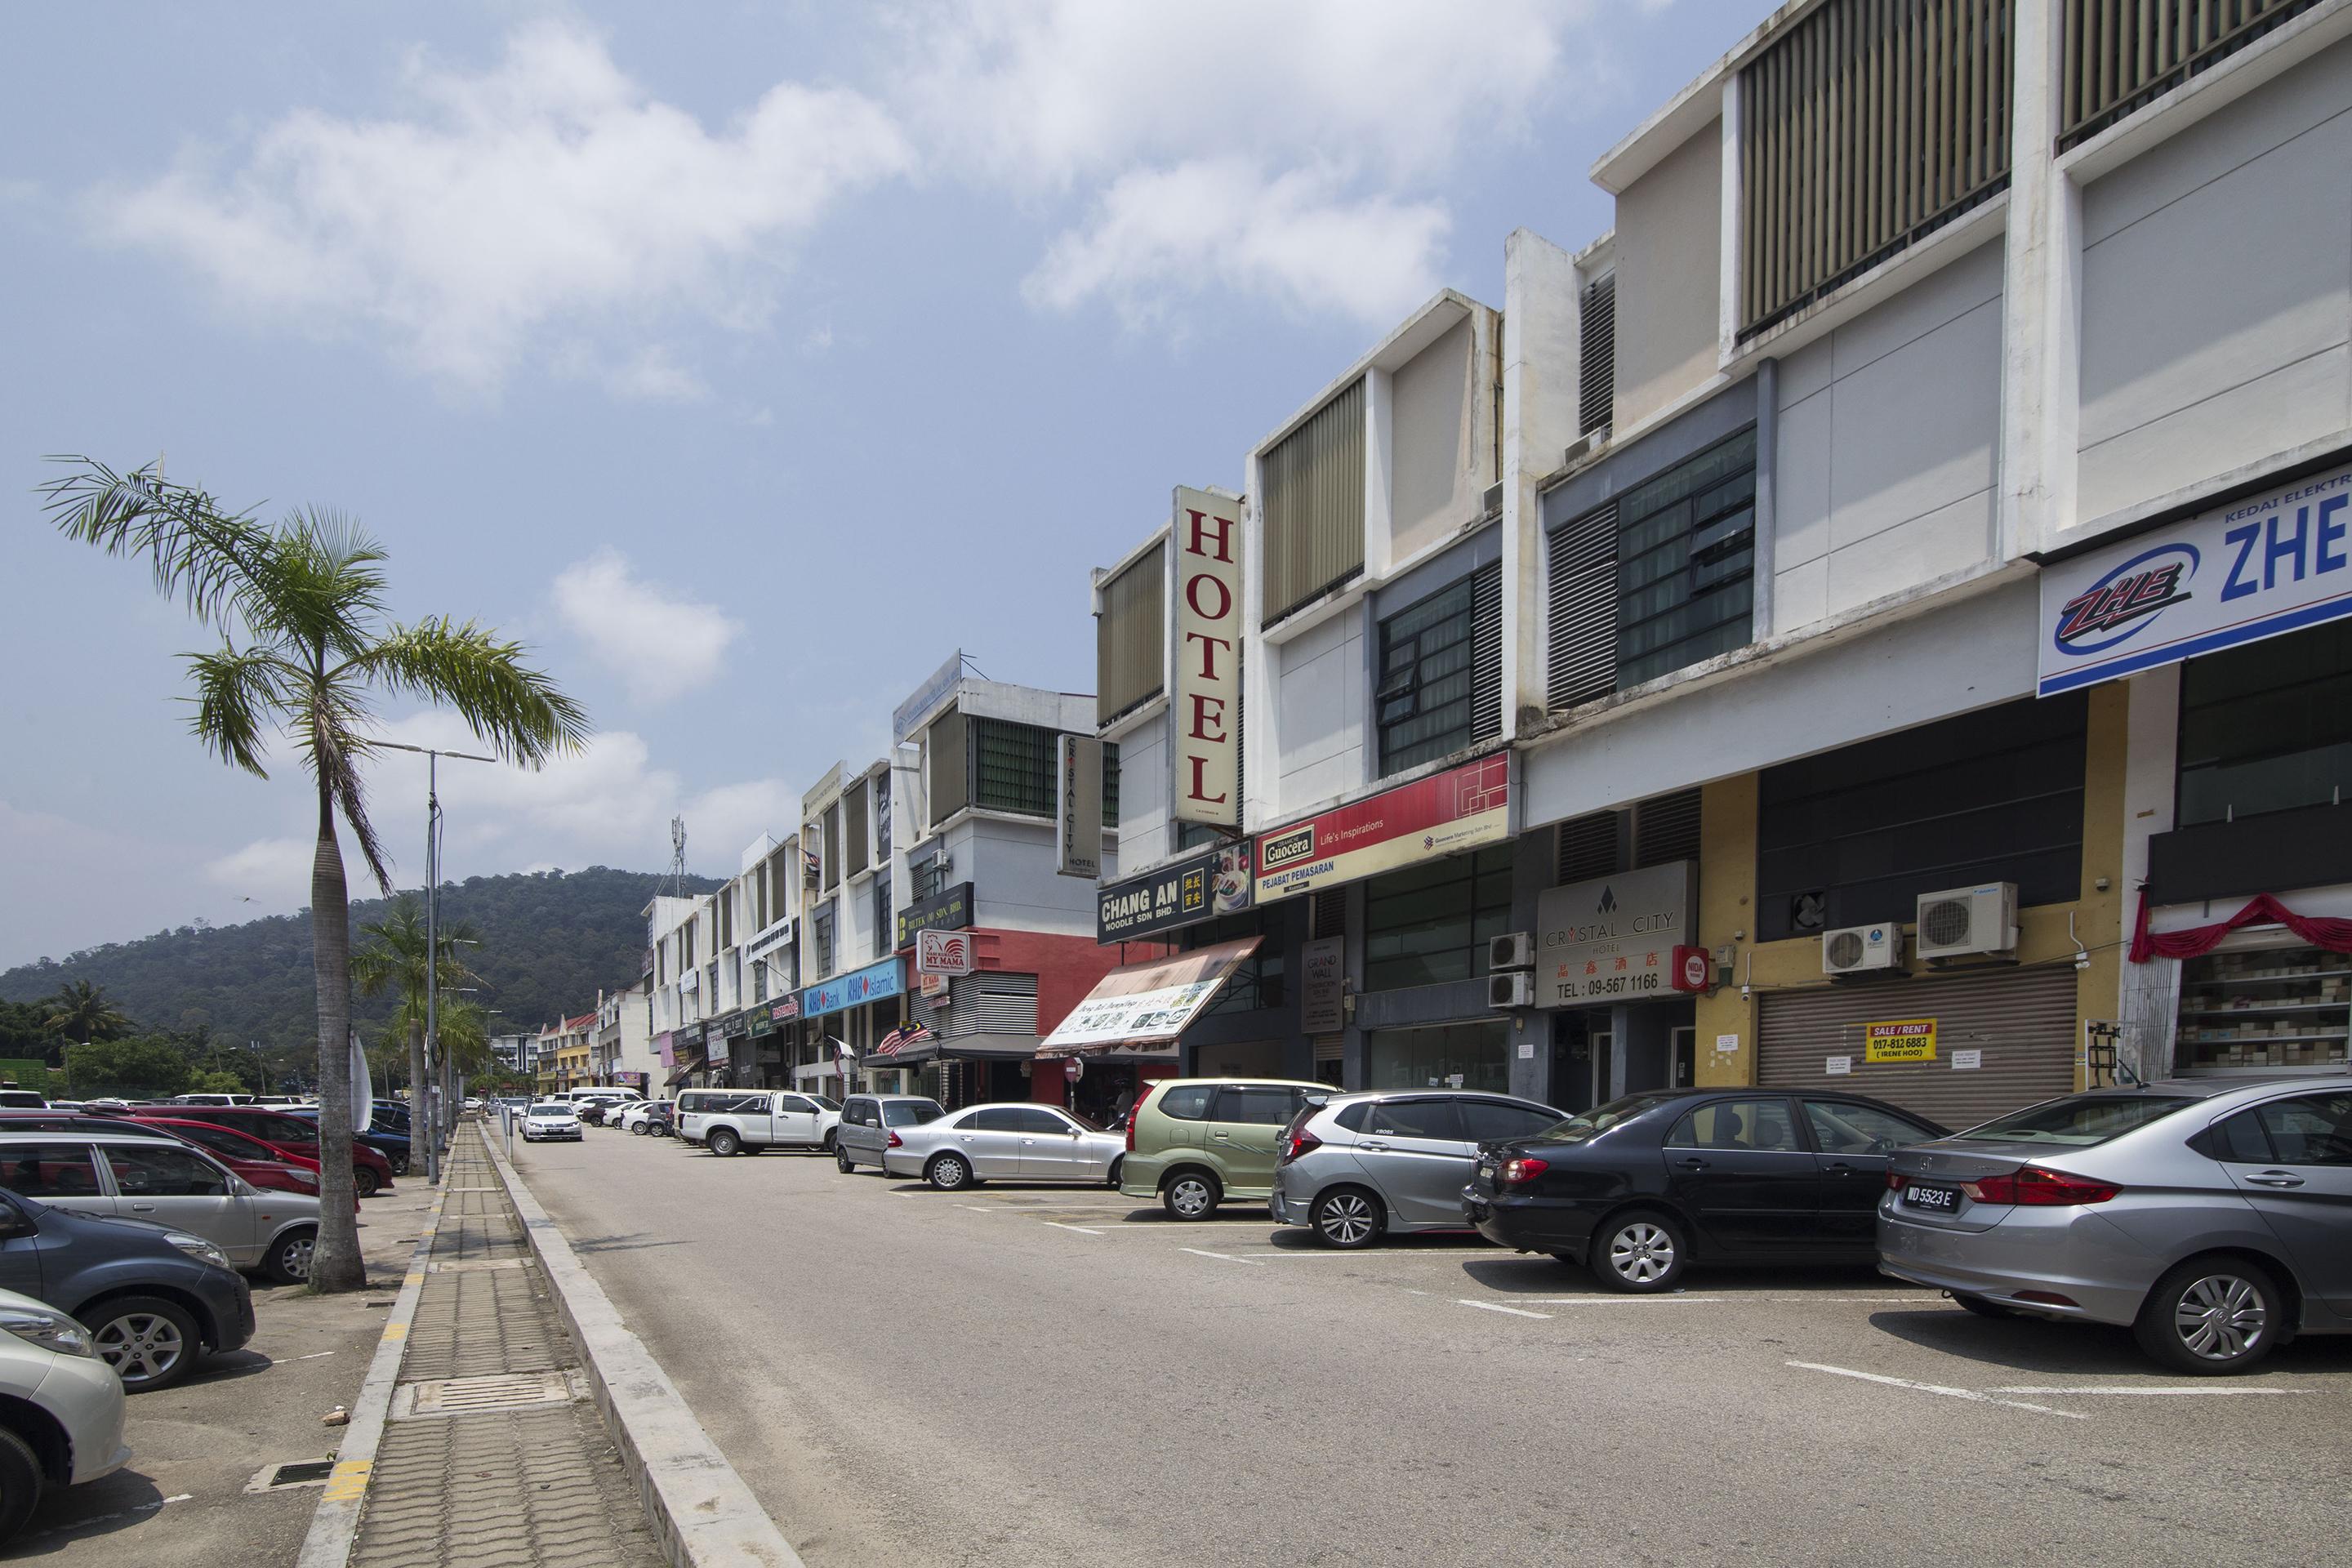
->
[1695,773,1760,1088]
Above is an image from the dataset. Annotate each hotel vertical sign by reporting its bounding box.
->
[1171,487,1242,826]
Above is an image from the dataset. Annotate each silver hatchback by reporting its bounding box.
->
[1878,1078,2352,1374]
[1272,1091,1565,1248]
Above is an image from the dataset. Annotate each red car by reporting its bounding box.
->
[134,1116,359,1209]
[124,1107,396,1196]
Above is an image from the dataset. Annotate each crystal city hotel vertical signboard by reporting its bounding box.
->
[1171,486,1242,826]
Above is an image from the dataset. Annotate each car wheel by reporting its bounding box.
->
[822,1130,837,1153]
[262,1227,317,1286]
[353,1166,381,1199]
[836,1147,856,1174]
[928,1153,971,1191]
[632,1122,648,1136]
[89,1295,201,1392]
[1161,1170,1221,1221]
[2136,1257,2283,1375]
[1953,1292,2018,1320]
[1105,1157,1123,1190]
[708,1129,741,1158]
[1590,1210,1686,1294]
[389,1152,411,1177]
[0,1427,43,1544]
[1312,1187,1383,1250]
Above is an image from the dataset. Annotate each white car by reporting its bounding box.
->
[884,1103,1125,1191]
[675,1090,842,1157]
[0,1285,129,1543]
[616,1100,670,1134]
[521,1102,582,1143]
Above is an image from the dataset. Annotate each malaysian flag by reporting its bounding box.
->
[875,1022,933,1057]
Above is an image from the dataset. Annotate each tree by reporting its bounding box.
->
[42,459,586,1291]
[187,1068,247,1095]
[65,1036,189,1098]
[42,981,131,1063]
[353,897,479,1175]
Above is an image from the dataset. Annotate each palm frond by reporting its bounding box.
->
[237,510,390,666]
[301,703,394,896]
[181,645,301,777]
[345,618,590,766]
[38,457,276,630]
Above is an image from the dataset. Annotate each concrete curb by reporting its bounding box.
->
[294,1190,445,1568]
[484,1129,804,1568]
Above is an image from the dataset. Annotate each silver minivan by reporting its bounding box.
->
[0,1132,323,1284]
[834,1095,948,1173]
[1272,1090,1566,1248]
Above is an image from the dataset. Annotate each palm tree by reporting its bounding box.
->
[42,981,131,1064]
[41,458,586,1291]
[354,898,479,1173]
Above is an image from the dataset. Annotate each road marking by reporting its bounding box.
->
[1179,1247,1263,1265]
[1984,1385,2323,1396]
[1241,1250,1365,1258]
[322,1459,373,1501]
[1459,1299,1553,1319]
[1788,1361,2087,1419]
[959,1205,995,1213]
[297,1351,338,1361]
[1043,1222,1103,1235]
[1508,1296,1726,1305]
[380,1323,407,1343]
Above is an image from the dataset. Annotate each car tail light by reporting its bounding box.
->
[1281,1129,1321,1165]
[1499,1156,1548,1186]
[1128,1083,1160,1153]
[1885,1169,1908,1191]
[886,1130,902,1148]
[1961,1167,2119,1206]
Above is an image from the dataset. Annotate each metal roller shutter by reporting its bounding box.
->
[1757,968,2078,1131]
[952,973,1039,1036]
[1312,1032,1344,1064]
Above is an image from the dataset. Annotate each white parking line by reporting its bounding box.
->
[1043,1222,1103,1236]
[1179,1247,1263,1265]
[1508,1296,1726,1305]
[1984,1385,2323,1396]
[1458,1299,1553,1319]
[959,1205,994,1213]
[1788,1361,2087,1419]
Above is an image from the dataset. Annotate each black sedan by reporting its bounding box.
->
[1463,1089,1945,1292]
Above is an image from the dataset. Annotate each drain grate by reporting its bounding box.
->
[391,1370,580,1420]
[246,1459,337,1493]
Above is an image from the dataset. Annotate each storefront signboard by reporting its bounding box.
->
[1864,1018,1938,1063]
[707,1036,732,1068]
[1535,858,1697,1005]
[1825,1055,1852,1076]
[896,880,974,949]
[1171,487,1244,826]
[1037,938,1262,1054]
[1300,937,1345,1032]
[1057,734,1104,880]
[654,1031,674,1068]
[2037,460,2352,695]
[894,649,964,741]
[1256,754,1512,902]
[768,997,799,1022]
[916,928,974,976]
[801,957,906,1021]
[1096,840,1253,941]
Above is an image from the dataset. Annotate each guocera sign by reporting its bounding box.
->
[2038,461,2352,695]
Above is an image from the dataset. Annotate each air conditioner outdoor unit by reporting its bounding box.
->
[1914,883,2019,960]
[1489,932,1535,970]
[1821,923,1900,976]
[1489,972,1535,1009]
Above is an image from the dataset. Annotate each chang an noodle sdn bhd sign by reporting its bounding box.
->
[2038,461,2352,696]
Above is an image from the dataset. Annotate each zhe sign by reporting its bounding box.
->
[1256,754,1511,902]
[2037,460,2352,695]
[1172,487,1242,826]
[1535,859,1696,1005]
[916,928,974,978]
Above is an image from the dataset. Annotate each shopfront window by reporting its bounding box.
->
[2177,620,2352,827]
[1377,577,1477,775]
[1183,911,1285,1014]
[1363,844,1513,992]
[1365,1022,1509,1094]
[2176,940,2350,1075]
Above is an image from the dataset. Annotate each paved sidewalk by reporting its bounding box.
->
[341,1129,663,1568]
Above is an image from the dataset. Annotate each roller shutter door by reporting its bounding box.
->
[1757,968,2078,1131]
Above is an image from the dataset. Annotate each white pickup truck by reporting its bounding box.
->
[675,1089,843,1156]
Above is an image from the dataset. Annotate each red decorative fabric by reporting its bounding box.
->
[2130,890,2352,963]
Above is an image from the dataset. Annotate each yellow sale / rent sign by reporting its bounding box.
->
[1864,1018,1938,1063]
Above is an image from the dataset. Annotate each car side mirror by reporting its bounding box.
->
[0,1209,34,1241]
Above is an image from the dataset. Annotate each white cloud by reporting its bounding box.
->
[1024,159,1448,329]
[90,20,912,394]
[204,835,320,912]
[550,549,742,703]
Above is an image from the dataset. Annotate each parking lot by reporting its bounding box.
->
[514,1128,2352,1568]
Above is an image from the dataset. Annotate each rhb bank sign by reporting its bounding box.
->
[2038,462,2352,696]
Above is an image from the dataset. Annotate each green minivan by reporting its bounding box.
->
[1119,1077,1326,1219]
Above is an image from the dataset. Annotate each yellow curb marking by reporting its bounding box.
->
[381,1322,408,1343]
[403,1272,425,1286]
[323,1459,372,1501]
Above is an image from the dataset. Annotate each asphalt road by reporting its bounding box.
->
[516,1129,2352,1568]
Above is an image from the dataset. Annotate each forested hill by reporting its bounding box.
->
[0,867,718,1049]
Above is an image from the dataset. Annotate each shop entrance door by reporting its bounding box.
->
[1549,1012,1610,1114]
[1672,1027,1696,1089]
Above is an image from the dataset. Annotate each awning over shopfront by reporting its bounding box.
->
[1035,938,1262,1059]
[663,1045,706,1088]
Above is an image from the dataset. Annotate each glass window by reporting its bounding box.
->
[1332,1102,1373,1134]
[1102,741,1121,827]
[2177,620,2352,826]
[1366,1098,1464,1141]
[973,718,1057,817]
[975,1107,1026,1132]
[884,1100,944,1127]
[2253,1094,2352,1166]
[952,1111,985,1130]
[2174,941,2350,1076]
[2194,1110,2275,1164]
[105,1145,229,1197]
[1459,1101,1561,1144]
[1803,1100,1937,1156]
[1013,1108,1068,1134]
[1668,1098,1802,1152]
[1362,845,1514,993]
[248,1116,318,1146]
[1614,427,1756,688]
[1184,911,1284,1014]
[1156,1085,1215,1121]
[1365,1021,1510,1094]
[1955,1094,2197,1146]
[775,1097,814,1114]
[1209,1087,1298,1126]
[0,1143,103,1197]
[1376,577,1477,775]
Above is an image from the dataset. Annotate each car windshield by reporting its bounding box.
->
[1063,1110,1105,1132]
[883,1100,946,1126]
[810,1096,840,1111]
[528,1102,572,1116]
[1535,1094,1682,1146]
[1954,1094,2198,1147]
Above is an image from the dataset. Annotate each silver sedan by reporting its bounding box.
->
[1878,1077,2352,1374]
[882,1104,1125,1192]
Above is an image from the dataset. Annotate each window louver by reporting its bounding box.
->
[1471,560,1503,746]
[1579,274,1615,438]
[1262,379,1366,627]
[1633,789,1704,868]
[1546,501,1619,710]
[2058,0,2322,149]
[952,972,1039,1036]
[1096,545,1165,727]
[1557,812,1623,885]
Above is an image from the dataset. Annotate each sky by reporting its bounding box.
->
[0,0,1772,969]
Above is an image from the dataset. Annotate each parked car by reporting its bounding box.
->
[616,1100,670,1134]
[1272,1090,1567,1249]
[0,1133,323,1288]
[675,1089,841,1156]
[0,1184,256,1392]
[1119,1078,1328,1219]
[835,1095,948,1173]
[1464,1089,1946,1291]
[123,1107,397,1198]
[287,1108,413,1176]
[884,1103,1125,1190]
[127,1117,335,1204]
[521,1102,583,1143]
[0,1094,47,1111]
[167,1094,253,1107]
[0,1282,130,1542]
[1879,1080,2352,1374]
